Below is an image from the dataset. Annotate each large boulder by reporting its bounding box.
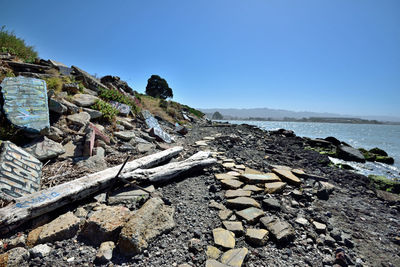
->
[336,145,366,163]
[100,75,134,95]
[118,197,175,256]
[23,136,65,161]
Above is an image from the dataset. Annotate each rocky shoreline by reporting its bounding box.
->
[1,121,399,266]
[0,56,399,267]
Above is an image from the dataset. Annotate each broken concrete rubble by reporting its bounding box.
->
[118,197,175,256]
[0,141,42,201]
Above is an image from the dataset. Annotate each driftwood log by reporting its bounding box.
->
[120,151,217,183]
[0,146,183,235]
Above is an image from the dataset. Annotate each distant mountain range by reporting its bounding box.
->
[199,108,400,123]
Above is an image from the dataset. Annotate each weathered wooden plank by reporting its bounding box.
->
[0,146,183,234]
[121,151,217,183]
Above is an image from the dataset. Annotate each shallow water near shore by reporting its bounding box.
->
[225,120,400,180]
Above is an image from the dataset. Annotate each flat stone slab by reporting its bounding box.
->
[222,162,235,169]
[240,173,281,184]
[23,137,65,161]
[221,179,243,189]
[72,94,99,107]
[0,141,42,200]
[225,189,252,198]
[260,216,295,243]
[226,197,260,209]
[262,198,281,210]
[265,182,287,194]
[234,164,246,170]
[222,221,244,235]
[245,228,269,246]
[114,131,136,141]
[195,141,208,147]
[209,200,226,210]
[206,245,221,260]
[235,207,264,224]
[108,185,155,205]
[242,185,263,192]
[206,260,230,267]
[220,247,248,267]
[218,209,233,220]
[295,217,309,226]
[215,173,238,180]
[243,167,263,175]
[227,171,241,177]
[272,168,301,186]
[1,77,50,132]
[67,112,91,128]
[212,228,235,249]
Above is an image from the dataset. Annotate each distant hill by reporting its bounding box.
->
[199,108,400,123]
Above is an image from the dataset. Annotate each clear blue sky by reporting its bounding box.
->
[1,0,399,117]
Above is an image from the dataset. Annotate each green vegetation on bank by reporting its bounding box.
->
[368,175,400,194]
[0,26,38,62]
[90,100,119,123]
[99,87,140,114]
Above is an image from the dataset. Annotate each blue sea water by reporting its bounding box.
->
[225,120,400,180]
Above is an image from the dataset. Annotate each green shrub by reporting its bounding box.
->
[159,99,168,109]
[99,88,140,114]
[0,26,38,62]
[44,77,63,92]
[91,100,119,123]
[181,104,204,118]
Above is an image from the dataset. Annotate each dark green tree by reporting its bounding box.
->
[212,111,223,120]
[145,75,173,99]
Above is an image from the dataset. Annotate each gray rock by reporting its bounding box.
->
[67,112,91,128]
[262,198,281,210]
[336,145,366,163]
[5,247,30,266]
[60,99,80,113]
[83,108,103,119]
[313,221,327,233]
[119,197,175,256]
[8,234,26,249]
[75,155,107,172]
[114,131,136,141]
[71,66,108,92]
[108,185,155,205]
[47,126,64,142]
[137,143,156,154]
[24,136,65,161]
[260,216,295,244]
[72,94,99,107]
[49,98,67,114]
[30,244,52,258]
[94,241,115,264]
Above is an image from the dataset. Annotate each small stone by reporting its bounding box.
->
[206,245,221,259]
[49,98,67,114]
[94,241,115,264]
[234,164,246,170]
[235,207,264,224]
[30,244,52,258]
[265,182,287,194]
[220,179,243,189]
[188,238,203,253]
[82,107,103,119]
[262,198,281,210]
[313,221,327,233]
[137,143,155,154]
[212,228,235,249]
[209,200,226,210]
[26,226,44,247]
[24,136,65,161]
[222,162,235,169]
[245,228,269,246]
[220,247,248,267]
[227,171,241,177]
[74,207,88,218]
[324,235,336,247]
[295,217,309,226]
[260,216,295,244]
[226,197,261,209]
[3,247,29,266]
[218,209,233,220]
[242,185,263,192]
[222,221,244,235]
[195,141,208,147]
[8,234,26,249]
[225,189,252,198]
